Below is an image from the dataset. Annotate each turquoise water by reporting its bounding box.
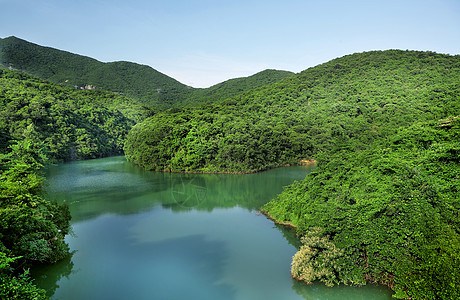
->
[33,156,393,300]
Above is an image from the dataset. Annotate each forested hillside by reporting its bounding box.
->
[262,118,459,299]
[184,69,294,106]
[124,50,460,298]
[0,36,294,109]
[125,50,459,172]
[0,68,150,161]
[0,133,71,298]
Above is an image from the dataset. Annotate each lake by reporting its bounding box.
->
[33,156,393,300]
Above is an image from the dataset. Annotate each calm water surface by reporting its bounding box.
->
[33,156,393,300]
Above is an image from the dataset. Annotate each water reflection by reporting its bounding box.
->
[44,156,314,222]
[32,252,75,297]
[37,156,393,300]
[273,223,303,250]
[292,279,393,300]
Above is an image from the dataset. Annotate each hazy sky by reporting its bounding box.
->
[1,0,459,87]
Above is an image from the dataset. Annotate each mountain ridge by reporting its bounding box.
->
[0,36,192,108]
[0,36,294,109]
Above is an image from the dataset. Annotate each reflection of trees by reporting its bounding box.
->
[164,166,315,212]
[45,157,172,221]
[273,223,302,250]
[45,156,313,221]
[291,279,393,300]
[31,252,75,298]
[170,175,207,208]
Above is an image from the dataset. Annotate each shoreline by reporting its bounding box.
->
[139,159,317,175]
[260,210,298,229]
[261,209,397,294]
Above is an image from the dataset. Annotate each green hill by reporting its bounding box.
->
[0,36,294,109]
[125,50,459,173]
[0,36,192,109]
[124,49,460,298]
[184,69,294,106]
[0,68,150,161]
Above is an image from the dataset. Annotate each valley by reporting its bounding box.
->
[0,37,458,299]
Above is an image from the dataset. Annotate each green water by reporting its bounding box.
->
[33,156,393,300]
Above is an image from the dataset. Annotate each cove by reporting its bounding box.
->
[32,156,393,300]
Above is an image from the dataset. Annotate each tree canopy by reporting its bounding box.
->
[125,50,459,173]
[0,68,150,161]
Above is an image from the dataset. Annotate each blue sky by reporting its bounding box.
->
[1,0,459,87]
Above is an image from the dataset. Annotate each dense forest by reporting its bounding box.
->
[262,118,459,299]
[0,68,150,161]
[125,50,459,172]
[184,69,294,106]
[0,36,294,109]
[125,50,460,298]
[0,133,71,298]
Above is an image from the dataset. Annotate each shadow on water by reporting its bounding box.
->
[273,223,303,250]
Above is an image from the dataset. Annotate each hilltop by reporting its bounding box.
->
[125,50,460,173]
[0,36,294,109]
[0,36,192,109]
[185,69,294,106]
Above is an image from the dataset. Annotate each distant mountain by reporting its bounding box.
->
[0,36,192,109]
[0,36,294,109]
[184,69,294,106]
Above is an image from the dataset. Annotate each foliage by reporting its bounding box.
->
[124,106,313,173]
[0,254,47,300]
[0,137,72,261]
[263,119,460,299]
[0,133,73,298]
[291,227,350,287]
[0,68,149,161]
[125,50,460,173]
[184,69,295,106]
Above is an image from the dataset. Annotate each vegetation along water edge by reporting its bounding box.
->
[0,40,458,299]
